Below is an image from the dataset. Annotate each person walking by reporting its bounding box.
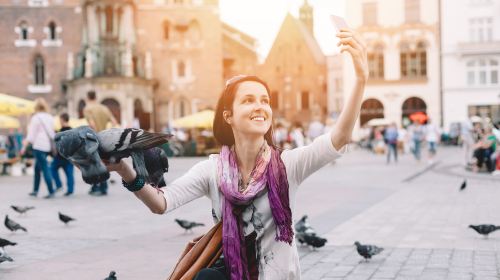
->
[50,113,75,196]
[384,122,398,164]
[425,118,440,164]
[21,98,56,198]
[409,120,424,161]
[83,90,118,196]
[102,27,367,280]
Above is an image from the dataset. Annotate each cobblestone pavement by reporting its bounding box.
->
[0,146,499,279]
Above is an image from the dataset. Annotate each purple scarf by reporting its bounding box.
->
[217,143,293,280]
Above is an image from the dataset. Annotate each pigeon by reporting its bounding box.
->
[294,215,318,246]
[97,128,172,179]
[11,205,35,215]
[4,215,27,232]
[139,147,169,187]
[59,212,76,225]
[175,219,205,233]
[55,126,110,184]
[459,179,467,191]
[0,238,17,251]
[302,232,327,249]
[104,270,117,280]
[0,252,14,264]
[469,224,500,238]
[354,241,384,262]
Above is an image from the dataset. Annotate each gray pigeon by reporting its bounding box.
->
[139,147,169,187]
[55,126,109,184]
[104,270,117,280]
[469,224,500,238]
[354,241,384,261]
[0,238,17,251]
[294,215,317,245]
[97,128,172,179]
[0,252,14,264]
[4,215,27,232]
[11,205,35,215]
[459,179,467,191]
[175,219,205,233]
[59,212,76,225]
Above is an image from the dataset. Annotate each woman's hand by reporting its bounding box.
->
[103,159,136,183]
[337,28,368,83]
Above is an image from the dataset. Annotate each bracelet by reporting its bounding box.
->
[122,174,145,192]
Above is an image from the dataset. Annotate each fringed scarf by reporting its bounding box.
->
[217,142,293,280]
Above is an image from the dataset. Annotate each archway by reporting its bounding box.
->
[402,97,427,125]
[101,98,121,123]
[360,98,384,126]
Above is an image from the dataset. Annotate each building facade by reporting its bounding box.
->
[441,0,500,130]
[343,0,441,133]
[258,1,327,125]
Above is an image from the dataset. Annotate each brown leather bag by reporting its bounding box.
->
[167,221,223,280]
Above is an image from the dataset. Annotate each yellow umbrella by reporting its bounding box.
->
[0,115,20,129]
[172,110,214,129]
[0,93,35,116]
[54,117,88,130]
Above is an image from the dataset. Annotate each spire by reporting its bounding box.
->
[299,0,313,34]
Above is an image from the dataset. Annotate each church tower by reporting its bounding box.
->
[299,0,314,34]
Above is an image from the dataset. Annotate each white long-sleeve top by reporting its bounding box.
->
[162,133,346,280]
[25,112,55,152]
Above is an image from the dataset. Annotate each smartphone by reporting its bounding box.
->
[331,15,349,32]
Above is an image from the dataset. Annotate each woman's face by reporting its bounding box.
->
[225,81,272,138]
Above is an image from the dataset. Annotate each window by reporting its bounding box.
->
[48,21,56,40]
[368,44,384,79]
[362,2,377,26]
[469,17,493,42]
[19,21,29,40]
[177,61,186,78]
[34,55,45,85]
[271,91,279,110]
[466,59,499,86]
[301,91,310,110]
[188,20,201,43]
[105,6,113,34]
[400,41,427,78]
[405,0,420,23]
[163,20,170,40]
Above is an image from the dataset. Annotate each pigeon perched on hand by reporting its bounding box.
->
[11,205,35,215]
[4,215,27,232]
[175,219,205,233]
[104,270,117,280]
[55,126,109,184]
[137,147,168,187]
[0,252,13,264]
[97,128,172,179]
[354,241,384,262]
[0,238,17,252]
[459,179,467,191]
[469,224,500,238]
[59,212,76,225]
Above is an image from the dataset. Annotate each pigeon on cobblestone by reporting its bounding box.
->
[469,224,500,238]
[0,252,14,264]
[459,179,467,191]
[302,233,327,250]
[294,215,327,249]
[4,215,27,232]
[104,270,117,280]
[0,238,17,252]
[354,241,384,261]
[58,212,76,225]
[11,205,35,215]
[175,219,205,233]
[97,128,172,179]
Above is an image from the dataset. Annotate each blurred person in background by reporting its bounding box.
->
[424,118,440,164]
[384,122,399,164]
[21,98,55,198]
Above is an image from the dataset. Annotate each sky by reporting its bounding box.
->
[219,0,346,60]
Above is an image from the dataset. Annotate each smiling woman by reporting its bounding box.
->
[105,27,367,280]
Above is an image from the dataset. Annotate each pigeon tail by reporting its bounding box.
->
[131,151,149,178]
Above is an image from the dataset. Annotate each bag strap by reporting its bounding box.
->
[36,114,54,140]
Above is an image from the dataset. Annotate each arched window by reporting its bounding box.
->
[467,59,499,85]
[400,41,426,78]
[101,98,121,123]
[368,44,384,79]
[48,21,57,40]
[34,55,45,85]
[19,21,29,40]
[360,98,384,126]
[402,97,427,121]
[163,20,170,40]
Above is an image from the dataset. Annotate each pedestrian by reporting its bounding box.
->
[424,118,440,164]
[50,113,75,196]
[307,117,324,141]
[290,122,305,148]
[384,122,398,164]
[472,126,497,173]
[83,90,118,196]
[20,98,56,198]
[409,120,424,161]
[461,119,475,168]
[102,28,368,280]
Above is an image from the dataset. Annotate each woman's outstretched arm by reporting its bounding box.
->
[107,160,167,214]
[330,28,368,150]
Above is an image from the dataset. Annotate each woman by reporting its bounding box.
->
[21,98,56,198]
[106,28,368,280]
